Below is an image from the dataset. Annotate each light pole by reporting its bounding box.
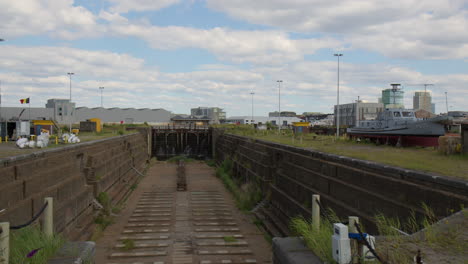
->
[67,72,74,133]
[0,39,4,135]
[99,87,104,107]
[445,92,449,114]
[334,53,343,139]
[277,80,282,132]
[250,91,255,126]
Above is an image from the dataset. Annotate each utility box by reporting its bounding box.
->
[332,223,351,264]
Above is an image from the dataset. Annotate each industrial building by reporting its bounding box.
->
[0,99,172,125]
[413,91,433,113]
[268,111,297,117]
[191,107,226,124]
[226,116,301,126]
[334,101,384,127]
[381,84,405,108]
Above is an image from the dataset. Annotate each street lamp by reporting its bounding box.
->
[277,80,282,132]
[445,92,449,114]
[250,91,255,126]
[334,53,343,139]
[67,72,74,133]
[99,87,104,107]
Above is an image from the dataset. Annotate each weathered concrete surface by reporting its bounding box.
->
[95,162,272,264]
[272,237,322,264]
[213,132,468,233]
[48,241,96,264]
[0,130,150,240]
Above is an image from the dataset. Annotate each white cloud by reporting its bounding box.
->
[106,0,181,13]
[0,0,99,39]
[206,0,468,59]
[106,22,341,64]
[0,45,467,114]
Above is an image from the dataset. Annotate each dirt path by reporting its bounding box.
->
[95,161,272,264]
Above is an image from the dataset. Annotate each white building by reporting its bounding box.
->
[226,116,302,126]
[191,107,226,124]
[413,91,432,113]
[334,102,384,127]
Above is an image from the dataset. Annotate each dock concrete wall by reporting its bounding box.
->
[213,132,468,232]
[0,130,150,239]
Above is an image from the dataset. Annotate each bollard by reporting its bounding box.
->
[43,197,54,237]
[5,136,7,142]
[348,216,360,263]
[55,136,58,145]
[312,194,320,230]
[0,137,2,143]
[0,222,9,264]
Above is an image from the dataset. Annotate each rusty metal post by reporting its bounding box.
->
[0,222,9,264]
[312,194,320,230]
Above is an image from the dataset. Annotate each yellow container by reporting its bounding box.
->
[89,118,102,132]
[72,129,80,135]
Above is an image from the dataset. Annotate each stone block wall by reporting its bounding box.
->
[0,131,149,239]
[214,132,468,232]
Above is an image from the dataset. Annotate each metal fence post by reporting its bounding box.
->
[312,194,320,230]
[0,222,9,264]
[43,197,53,237]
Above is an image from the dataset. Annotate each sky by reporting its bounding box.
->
[0,0,467,116]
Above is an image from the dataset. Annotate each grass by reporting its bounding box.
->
[9,226,65,264]
[375,206,468,264]
[215,159,262,211]
[222,125,468,179]
[291,205,468,264]
[121,239,135,250]
[290,209,340,264]
[223,236,237,243]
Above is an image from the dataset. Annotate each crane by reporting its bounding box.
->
[406,83,434,111]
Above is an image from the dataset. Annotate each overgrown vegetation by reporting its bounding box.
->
[121,239,135,250]
[215,159,262,211]
[223,236,237,243]
[375,206,468,264]
[218,125,468,179]
[290,209,340,264]
[290,205,468,264]
[9,226,65,264]
[205,159,216,167]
